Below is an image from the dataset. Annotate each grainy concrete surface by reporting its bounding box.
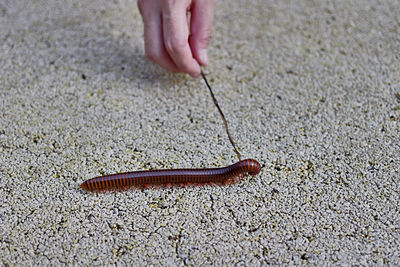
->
[1,0,399,265]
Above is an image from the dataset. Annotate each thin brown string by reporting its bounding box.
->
[201,70,242,161]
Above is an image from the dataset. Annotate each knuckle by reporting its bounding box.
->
[190,28,212,48]
[165,37,187,54]
[198,32,211,46]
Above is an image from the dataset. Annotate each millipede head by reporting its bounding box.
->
[243,159,262,175]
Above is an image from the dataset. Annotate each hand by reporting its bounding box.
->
[138,0,216,78]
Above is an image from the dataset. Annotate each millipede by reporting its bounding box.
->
[80,159,261,192]
[81,71,261,192]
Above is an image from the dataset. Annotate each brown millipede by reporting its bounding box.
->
[80,159,261,192]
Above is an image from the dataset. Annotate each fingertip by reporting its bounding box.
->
[190,70,201,78]
[184,62,201,78]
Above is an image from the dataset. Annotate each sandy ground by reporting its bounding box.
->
[1,0,399,265]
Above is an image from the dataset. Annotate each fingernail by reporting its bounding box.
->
[199,49,209,65]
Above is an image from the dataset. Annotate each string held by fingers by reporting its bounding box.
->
[201,70,242,161]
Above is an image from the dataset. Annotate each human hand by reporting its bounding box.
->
[137,0,216,78]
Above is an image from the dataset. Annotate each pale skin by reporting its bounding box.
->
[137,0,216,78]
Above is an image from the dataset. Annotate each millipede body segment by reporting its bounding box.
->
[81,159,261,192]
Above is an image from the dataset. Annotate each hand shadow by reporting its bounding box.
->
[19,4,180,87]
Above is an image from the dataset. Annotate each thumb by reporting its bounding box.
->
[189,0,216,66]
